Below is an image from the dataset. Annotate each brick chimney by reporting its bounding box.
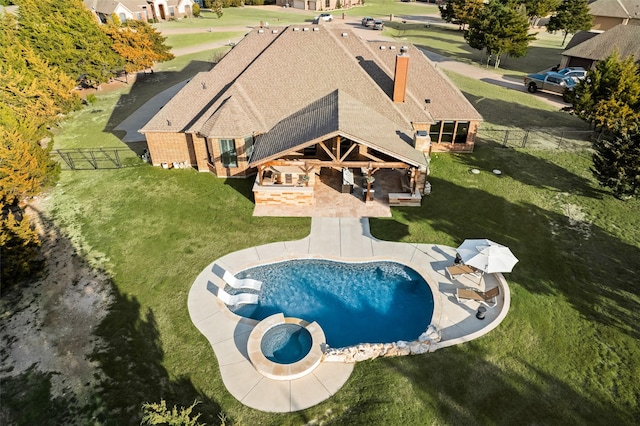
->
[393,46,410,103]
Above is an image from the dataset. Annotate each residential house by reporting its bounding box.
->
[84,0,194,23]
[588,0,640,31]
[561,24,640,69]
[139,25,482,207]
[274,0,361,11]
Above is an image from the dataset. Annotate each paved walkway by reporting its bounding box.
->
[188,217,510,412]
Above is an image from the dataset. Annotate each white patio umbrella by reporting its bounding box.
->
[456,239,519,274]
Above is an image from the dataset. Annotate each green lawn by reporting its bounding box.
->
[8,2,640,425]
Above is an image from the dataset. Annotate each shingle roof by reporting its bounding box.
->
[589,0,640,19]
[140,25,481,165]
[249,90,427,167]
[565,30,600,50]
[562,24,640,62]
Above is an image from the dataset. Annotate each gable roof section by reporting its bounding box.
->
[562,24,640,62]
[589,0,639,18]
[249,90,427,168]
[565,30,600,51]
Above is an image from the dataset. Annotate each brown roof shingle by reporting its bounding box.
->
[562,24,640,62]
[141,25,481,165]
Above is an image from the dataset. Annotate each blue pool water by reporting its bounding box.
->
[231,259,434,348]
[261,324,312,364]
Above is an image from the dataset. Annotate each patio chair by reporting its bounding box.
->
[455,286,500,308]
[216,287,259,306]
[212,264,263,290]
[446,264,480,280]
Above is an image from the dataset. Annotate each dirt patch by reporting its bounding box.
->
[0,196,113,421]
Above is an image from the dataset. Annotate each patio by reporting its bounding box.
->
[253,168,421,217]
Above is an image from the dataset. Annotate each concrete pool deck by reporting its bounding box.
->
[187,217,511,412]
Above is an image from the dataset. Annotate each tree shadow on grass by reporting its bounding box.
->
[377,348,634,425]
[371,175,640,340]
[450,141,602,198]
[104,60,215,134]
[89,290,226,425]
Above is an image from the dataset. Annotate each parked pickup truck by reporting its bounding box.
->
[523,72,576,98]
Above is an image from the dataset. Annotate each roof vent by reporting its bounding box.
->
[303,27,309,31]
[272,29,278,34]
[313,27,319,32]
[166,120,171,126]
[293,27,300,31]
[341,32,348,37]
[425,99,431,104]
[201,82,207,89]
[390,45,396,50]
[258,29,264,34]
[400,46,409,54]
[380,46,386,50]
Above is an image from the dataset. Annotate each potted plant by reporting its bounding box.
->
[301,174,310,186]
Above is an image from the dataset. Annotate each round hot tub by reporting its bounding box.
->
[261,323,312,364]
[247,313,325,380]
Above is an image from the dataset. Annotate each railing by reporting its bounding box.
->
[476,128,596,150]
[53,148,143,170]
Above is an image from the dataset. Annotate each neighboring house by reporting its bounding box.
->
[560,24,640,69]
[274,0,361,11]
[588,0,640,31]
[83,0,194,23]
[140,25,482,207]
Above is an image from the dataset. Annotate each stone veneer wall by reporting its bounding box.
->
[253,189,314,206]
[323,325,441,363]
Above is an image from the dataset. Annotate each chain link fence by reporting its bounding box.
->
[53,148,144,170]
[477,128,596,150]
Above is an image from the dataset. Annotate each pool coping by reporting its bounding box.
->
[187,217,511,412]
[247,314,325,381]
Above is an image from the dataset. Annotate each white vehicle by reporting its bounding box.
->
[315,13,333,23]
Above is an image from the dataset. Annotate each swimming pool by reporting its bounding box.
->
[230,259,434,348]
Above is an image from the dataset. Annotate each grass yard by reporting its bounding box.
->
[6,2,640,424]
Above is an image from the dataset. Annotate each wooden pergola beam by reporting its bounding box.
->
[260,160,411,169]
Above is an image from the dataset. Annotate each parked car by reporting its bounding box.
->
[314,13,333,23]
[373,20,384,30]
[555,67,587,82]
[362,17,375,27]
[523,72,577,99]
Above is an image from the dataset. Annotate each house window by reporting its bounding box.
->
[135,12,142,20]
[455,122,470,144]
[119,13,127,22]
[219,139,237,168]
[429,121,441,142]
[244,136,254,160]
[325,0,330,8]
[169,6,175,17]
[441,121,455,143]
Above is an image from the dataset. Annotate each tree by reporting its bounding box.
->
[16,0,124,86]
[465,0,536,69]
[567,52,640,132]
[522,0,560,26]
[546,0,592,45]
[103,20,174,76]
[192,3,200,17]
[591,127,640,199]
[212,0,224,18]
[439,0,484,30]
[1,13,81,140]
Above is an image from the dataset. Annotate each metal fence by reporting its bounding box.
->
[476,128,596,150]
[53,148,144,170]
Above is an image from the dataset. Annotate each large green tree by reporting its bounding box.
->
[439,0,485,30]
[522,0,560,26]
[103,20,174,76]
[592,127,640,199]
[16,0,123,86]
[567,52,640,132]
[465,0,536,69]
[546,0,592,45]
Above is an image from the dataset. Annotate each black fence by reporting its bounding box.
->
[53,148,144,170]
[477,128,596,150]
